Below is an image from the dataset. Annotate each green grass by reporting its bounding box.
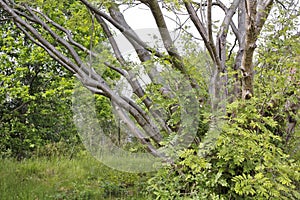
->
[0,152,149,200]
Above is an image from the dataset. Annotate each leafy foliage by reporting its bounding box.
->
[146,3,300,199]
[0,153,149,199]
[147,98,300,199]
[0,19,79,158]
[0,0,299,198]
[0,0,113,159]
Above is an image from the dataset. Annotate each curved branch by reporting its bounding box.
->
[216,0,240,65]
[207,0,217,63]
[112,101,167,160]
[1,0,165,149]
[80,0,164,58]
[213,0,240,44]
[95,15,127,66]
[15,23,76,74]
[145,0,187,73]
[184,1,217,63]
[97,13,153,109]
[31,8,97,57]
[25,5,85,69]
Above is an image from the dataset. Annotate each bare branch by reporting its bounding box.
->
[104,62,127,77]
[25,5,85,69]
[216,0,240,65]
[227,38,238,62]
[256,0,274,35]
[95,15,127,66]
[112,101,166,159]
[142,0,188,74]
[184,2,208,46]
[213,0,241,44]
[32,8,97,57]
[80,0,165,58]
[1,1,166,151]
[207,0,215,58]
[15,23,76,74]
[0,1,86,77]
[107,4,153,63]
[96,12,153,109]
[120,96,163,143]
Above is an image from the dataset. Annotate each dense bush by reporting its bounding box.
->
[146,16,300,198]
[146,98,300,199]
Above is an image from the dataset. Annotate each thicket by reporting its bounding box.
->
[0,1,299,199]
[146,7,300,199]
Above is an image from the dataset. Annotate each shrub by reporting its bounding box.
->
[147,99,300,199]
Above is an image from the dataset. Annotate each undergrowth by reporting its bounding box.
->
[0,151,149,200]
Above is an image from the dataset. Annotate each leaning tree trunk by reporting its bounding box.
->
[0,0,275,159]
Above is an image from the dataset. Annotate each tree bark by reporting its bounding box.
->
[0,0,276,159]
[241,0,273,99]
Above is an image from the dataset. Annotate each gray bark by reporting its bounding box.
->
[0,0,276,159]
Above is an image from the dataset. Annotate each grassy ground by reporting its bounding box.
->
[0,152,149,200]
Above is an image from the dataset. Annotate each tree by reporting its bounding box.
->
[0,11,79,158]
[0,0,285,159]
[1,0,299,198]
[146,2,300,198]
[0,0,105,158]
[147,9,300,196]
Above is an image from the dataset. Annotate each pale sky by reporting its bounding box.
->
[118,2,229,49]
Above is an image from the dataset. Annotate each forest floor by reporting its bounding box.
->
[0,152,149,200]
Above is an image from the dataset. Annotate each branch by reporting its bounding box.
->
[207,0,215,58]
[97,12,152,109]
[0,17,11,21]
[20,5,115,94]
[1,0,167,158]
[104,62,167,134]
[11,101,30,113]
[227,38,238,62]
[25,5,85,69]
[0,1,87,78]
[112,101,166,159]
[107,4,153,63]
[141,0,200,90]
[15,22,76,74]
[31,8,97,57]
[216,0,240,64]
[95,15,127,66]
[120,96,163,143]
[145,0,187,73]
[256,0,274,35]
[104,4,165,89]
[213,0,240,44]
[80,0,165,58]
[184,1,215,59]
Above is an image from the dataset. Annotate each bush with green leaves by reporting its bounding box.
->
[146,6,300,198]
[0,0,109,159]
[0,21,78,158]
[147,97,300,199]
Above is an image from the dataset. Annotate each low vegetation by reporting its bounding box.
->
[1,1,299,199]
[0,151,149,200]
